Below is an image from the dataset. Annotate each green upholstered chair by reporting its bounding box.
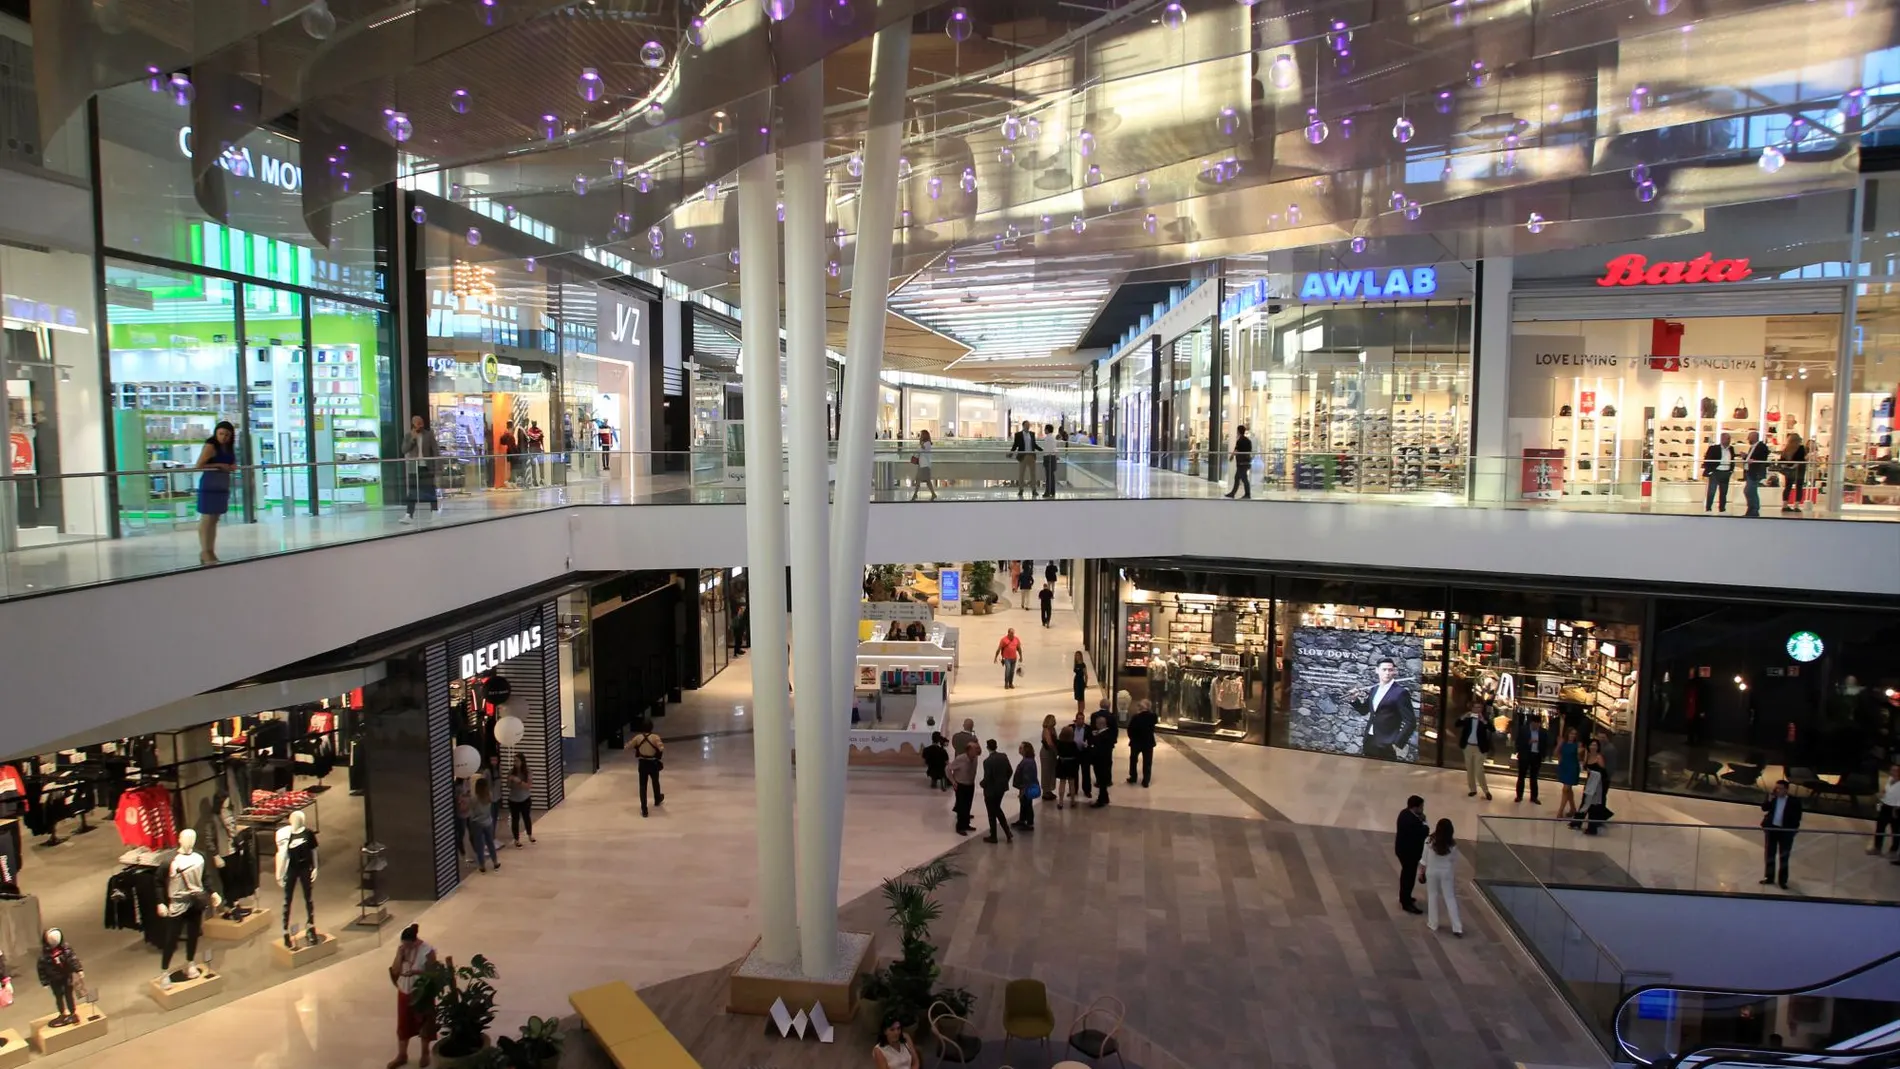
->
[1002,978,1055,1059]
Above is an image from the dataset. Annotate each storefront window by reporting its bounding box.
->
[956,394,1001,439]
[1118,353,1152,460]
[1848,287,1900,508]
[3,246,107,547]
[1643,601,1895,817]
[1512,316,1838,507]
[908,389,945,439]
[1222,302,1471,495]
[105,259,247,531]
[1163,322,1212,474]
[311,297,395,510]
[1115,571,1269,743]
[878,386,901,438]
[698,568,730,684]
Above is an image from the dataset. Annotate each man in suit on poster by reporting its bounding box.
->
[1351,659,1417,761]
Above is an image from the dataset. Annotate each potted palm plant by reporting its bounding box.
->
[411,954,500,1068]
[859,859,974,1033]
[497,1015,566,1069]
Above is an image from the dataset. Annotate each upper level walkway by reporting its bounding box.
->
[2,444,1893,759]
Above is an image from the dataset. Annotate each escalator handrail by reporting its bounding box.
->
[1615,947,1900,1066]
[1668,1039,1900,1069]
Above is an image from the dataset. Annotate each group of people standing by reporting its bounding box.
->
[452,753,538,873]
[1702,429,1808,517]
[1452,706,1616,833]
[922,698,1159,843]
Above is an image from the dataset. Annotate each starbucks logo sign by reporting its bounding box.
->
[1785,631,1824,663]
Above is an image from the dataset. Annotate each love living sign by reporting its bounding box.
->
[1596,252,1753,287]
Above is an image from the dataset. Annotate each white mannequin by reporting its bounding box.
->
[156,829,220,985]
[275,810,318,945]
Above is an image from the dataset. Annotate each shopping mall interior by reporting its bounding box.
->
[1,1,1899,1068]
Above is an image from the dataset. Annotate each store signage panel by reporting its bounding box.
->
[1297,268,1438,300]
[175,125,303,193]
[1595,253,1753,287]
[458,624,544,679]
[1785,630,1824,663]
[597,288,651,363]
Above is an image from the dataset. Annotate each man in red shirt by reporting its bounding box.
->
[994,629,1023,690]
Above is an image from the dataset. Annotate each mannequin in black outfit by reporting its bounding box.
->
[275,811,319,947]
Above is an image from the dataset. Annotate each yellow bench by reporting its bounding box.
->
[569,982,703,1069]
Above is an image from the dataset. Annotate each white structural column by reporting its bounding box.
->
[781,62,840,976]
[735,147,798,966]
[1471,256,1515,503]
[826,25,912,883]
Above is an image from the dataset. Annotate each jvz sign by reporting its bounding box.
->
[1298,267,1439,300]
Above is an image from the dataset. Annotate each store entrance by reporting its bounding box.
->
[242,285,311,519]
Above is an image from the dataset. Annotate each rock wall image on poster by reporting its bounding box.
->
[1286,626,1425,761]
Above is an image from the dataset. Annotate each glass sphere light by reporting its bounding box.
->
[959,167,977,194]
[410,205,427,224]
[946,7,973,41]
[1160,1,1186,28]
[1526,211,1547,234]
[1304,109,1328,144]
[1636,180,1657,203]
[466,227,482,246]
[1350,236,1366,253]
[1143,213,1158,235]
[634,170,651,193]
[1392,116,1415,144]
[847,151,864,178]
[648,225,665,245]
[640,41,666,68]
[524,257,536,272]
[644,102,665,126]
[1404,200,1422,221]
[540,114,560,140]
[1077,130,1095,156]
[384,111,414,143]
[1267,54,1297,90]
[1071,214,1086,234]
[168,73,193,106]
[577,68,603,103]
[301,0,335,39]
[1086,164,1102,186]
[1216,107,1240,138]
[1758,145,1786,173]
[763,0,793,20]
[1001,115,1022,141]
[573,174,588,196]
[450,88,472,114]
[686,16,707,48]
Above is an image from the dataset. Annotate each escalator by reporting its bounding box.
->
[1614,949,1900,1068]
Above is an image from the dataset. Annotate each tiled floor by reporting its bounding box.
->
[30,590,1881,1069]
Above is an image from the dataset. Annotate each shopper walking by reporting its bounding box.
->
[949,741,979,835]
[1702,432,1735,512]
[1054,717,1082,809]
[194,420,238,564]
[1087,704,1117,808]
[1760,779,1802,889]
[910,429,938,500]
[1742,429,1772,517]
[1422,819,1464,937]
[631,719,665,817]
[525,420,546,487]
[1224,425,1254,499]
[1513,711,1548,804]
[506,755,536,846]
[1041,423,1060,498]
[389,923,438,1069]
[1455,703,1495,800]
[1071,651,1089,714]
[1126,699,1157,787]
[1012,741,1040,830]
[1039,583,1056,628]
[1009,422,1040,499]
[1395,795,1428,915]
[1555,728,1582,820]
[1780,432,1808,513]
[1044,561,1058,588]
[468,779,501,872]
[1871,762,1900,857]
[979,740,1015,843]
[402,414,441,523]
[994,629,1023,689]
[1018,561,1035,610]
[1573,739,1610,833]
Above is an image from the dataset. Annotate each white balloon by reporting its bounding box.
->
[453,745,482,778]
[494,716,525,748]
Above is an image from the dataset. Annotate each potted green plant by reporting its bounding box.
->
[497,1015,565,1069]
[966,561,996,615]
[861,859,974,1033]
[411,954,500,1067]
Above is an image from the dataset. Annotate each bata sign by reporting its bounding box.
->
[1596,252,1752,287]
[459,625,544,679]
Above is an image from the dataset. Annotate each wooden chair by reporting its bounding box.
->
[1066,995,1127,1069]
[927,1000,982,1069]
[1002,979,1055,1061]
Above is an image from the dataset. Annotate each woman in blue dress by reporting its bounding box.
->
[1555,727,1582,821]
[195,421,238,564]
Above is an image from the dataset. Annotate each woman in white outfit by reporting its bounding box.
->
[1422,817,1464,936]
[910,430,938,500]
[872,1015,918,1069]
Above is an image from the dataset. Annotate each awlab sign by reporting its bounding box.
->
[1596,253,1753,287]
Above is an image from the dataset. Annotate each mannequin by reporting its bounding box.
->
[155,829,220,986]
[274,810,318,948]
[35,928,82,1027]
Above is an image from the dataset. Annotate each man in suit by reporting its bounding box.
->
[1008,421,1041,499]
[1760,779,1802,889]
[979,740,1015,844]
[1514,711,1549,804]
[1087,704,1118,808]
[1742,429,1772,517]
[1456,702,1496,800]
[1702,431,1735,512]
[1395,795,1428,915]
[1351,659,1416,762]
[1126,699,1158,787]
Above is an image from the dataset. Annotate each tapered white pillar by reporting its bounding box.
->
[827,26,912,883]
[782,62,839,976]
[736,146,798,966]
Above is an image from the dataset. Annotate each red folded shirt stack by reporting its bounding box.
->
[247,789,315,818]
